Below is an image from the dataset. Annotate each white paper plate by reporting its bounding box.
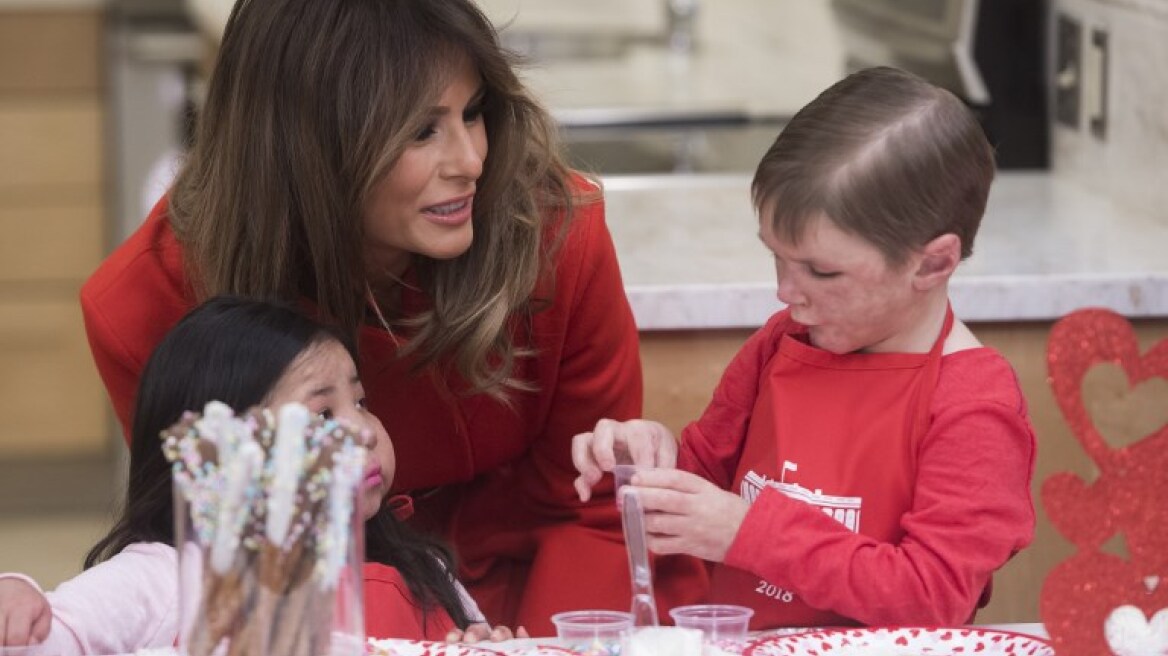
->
[743,626,1054,656]
[507,646,580,656]
[366,639,506,655]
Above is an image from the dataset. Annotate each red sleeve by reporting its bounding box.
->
[525,188,643,512]
[79,201,194,441]
[723,350,1037,626]
[80,291,140,436]
[677,312,792,488]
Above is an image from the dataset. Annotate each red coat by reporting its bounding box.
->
[80,184,708,635]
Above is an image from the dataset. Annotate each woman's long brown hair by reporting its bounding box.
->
[170,0,577,400]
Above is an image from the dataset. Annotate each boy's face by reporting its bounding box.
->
[266,340,395,522]
[759,210,928,354]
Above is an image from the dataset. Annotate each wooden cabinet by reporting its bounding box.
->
[0,9,107,457]
[640,318,1168,622]
[0,10,102,94]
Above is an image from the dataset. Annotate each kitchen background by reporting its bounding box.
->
[1,0,1165,626]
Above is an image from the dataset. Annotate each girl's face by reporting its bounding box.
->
[760,211,926,354]
[362,56,488,278]
[266,339,394,521]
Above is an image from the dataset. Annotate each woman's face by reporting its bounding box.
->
[362,57,488,277]
[266,339,394,521]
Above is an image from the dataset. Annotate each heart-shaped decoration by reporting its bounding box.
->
[1042,309,1168,656]
[1047,308,1168,467]
[1104,605,1168,656]
[1042,472,1115,548]
[1083,363,1168,449]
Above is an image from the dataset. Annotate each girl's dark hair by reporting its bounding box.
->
[84,295,471,628]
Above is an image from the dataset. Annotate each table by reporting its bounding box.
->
[494,622,1050,652]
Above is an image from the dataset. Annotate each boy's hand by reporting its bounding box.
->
[571,419,678,502]
[0,578,51,646]
[446,622,529,643]
[629,468,750,563]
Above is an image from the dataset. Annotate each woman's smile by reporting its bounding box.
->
[421,193,474,226]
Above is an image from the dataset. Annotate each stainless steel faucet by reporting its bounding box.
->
[666,0,699,53]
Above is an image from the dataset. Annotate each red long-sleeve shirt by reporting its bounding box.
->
[678,312,1036,626]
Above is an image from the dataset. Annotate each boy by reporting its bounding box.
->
[571,67,1036,629]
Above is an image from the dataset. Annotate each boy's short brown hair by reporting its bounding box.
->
[752,66,995,267]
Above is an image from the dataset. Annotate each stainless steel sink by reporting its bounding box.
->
[493,0,782,177]
[559,121,784,175]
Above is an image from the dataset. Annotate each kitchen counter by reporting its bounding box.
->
[489,0,845,126]
[605,172,1168,329]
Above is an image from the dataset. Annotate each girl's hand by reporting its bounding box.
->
[0,578,51,646]
[571,419,678,502]
[629,468,750,563]
[446,622,529,643]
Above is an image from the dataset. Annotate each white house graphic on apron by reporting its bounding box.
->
[740,460,862,533]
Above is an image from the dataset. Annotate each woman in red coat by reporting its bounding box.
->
[80,0,705,636]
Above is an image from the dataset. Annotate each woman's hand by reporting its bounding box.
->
[628,468,750,563]
[446,622,529,643]
[571,419,678,502]
[0,578,51,646]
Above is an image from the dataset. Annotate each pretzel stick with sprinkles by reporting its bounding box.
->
[268,421,366,656]
[232,403,309,656]
[274,433,366,656]
[165,404,265,656]
[259,405,328,656]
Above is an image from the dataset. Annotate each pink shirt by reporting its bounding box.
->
[2,543,182,655]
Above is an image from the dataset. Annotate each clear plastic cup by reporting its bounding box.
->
[669,604,755,642]
[551,609,634,654]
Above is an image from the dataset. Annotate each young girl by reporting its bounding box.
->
[0,296,512,652]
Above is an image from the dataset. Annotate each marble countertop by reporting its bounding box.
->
[604,172,1168,329]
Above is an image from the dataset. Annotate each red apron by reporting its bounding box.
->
[709,307,953,629]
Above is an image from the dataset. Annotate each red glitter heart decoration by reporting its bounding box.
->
[1041,308,1168,656]
[1042,472,1114,548]
[1042,551,1168,655]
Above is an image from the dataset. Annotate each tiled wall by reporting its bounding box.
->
[1050,0,1168,221]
